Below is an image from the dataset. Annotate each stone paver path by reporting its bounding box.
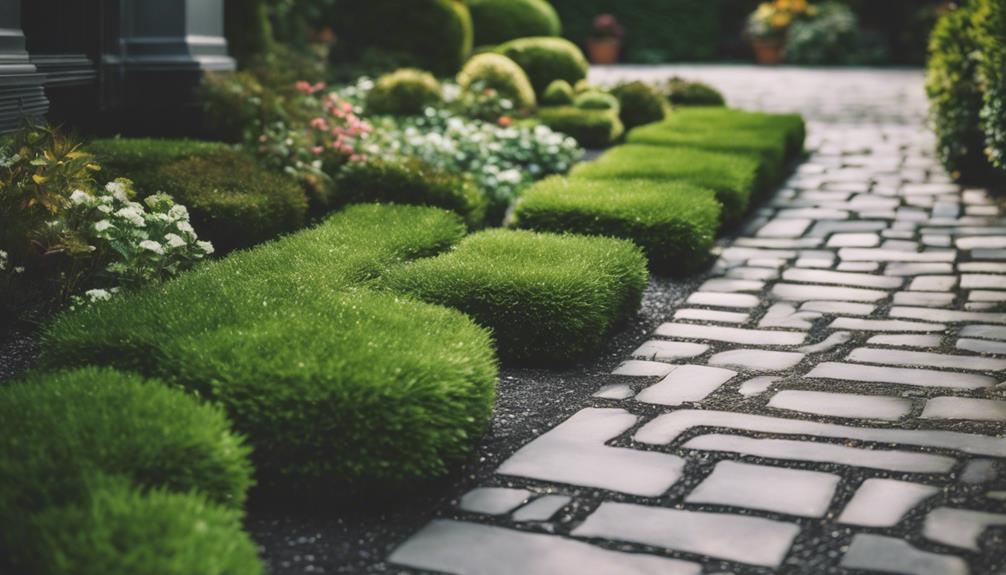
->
[388,67,1006,574]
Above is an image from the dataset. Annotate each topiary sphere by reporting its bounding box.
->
[574,90,620,112]
[496,37,589,96]
[541,79,575,106]
[610,81,667,131]
[367,68,443,116]
[457,53,537,109]
[661,76,727,107]
[468,0,561,46]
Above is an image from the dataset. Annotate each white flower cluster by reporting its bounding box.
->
[0,249,6,272]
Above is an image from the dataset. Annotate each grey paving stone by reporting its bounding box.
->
[909,275,958,291]
[721,247,798,261]
[725,266,780,281]
[973,248,1006,260]
[867,334,943,348]
[757,218,812,238]
[768,390,913,421]
[957,337,1006,355]
[772,283,888,303]
[572,502,800,568]
[958,236,1006,250]
[674,308,749,324]
[966,302,999,311]
[893,290,955,307]
[923,507,1006,550]
[389,520,702,575]
[961,324,1006,341]
[890,306,1006,325]
[828,233,882,247]
[686,460,839,517]
[635,409,1006,457]
[459,488,532,515]
[738,376,779,397]
[961,274,1005,289]
[970,290,1006,302]
[847,347,1006,372]
[837,261,881,272]
[841,534,969,575]
[635,364,737,406]
[809,220,888,237]
[655,323,807,346]
[961,459,999,484]
[795,256,835,268]
[682,434,956,473]
[759,303,821,329]
[612,360,675,377]
[798,331,853,353]
[686,292,760,309]
[778,207,849,220]
[922,397,1006,422]
[593,384,634,400]
[885,262,955,276]
[806,362,995,389]
[708,349,805,372]
[800,301,876,316]
[829,317,945,332]
[838,479,939,527]
[735,237,824,249]
[960,262,1006,272]
[839,248,956,263]
[511,495,571,522]
[632,340,709,362]
[783,268,903,289]
[699,278,765,293]
[498,408,685,497]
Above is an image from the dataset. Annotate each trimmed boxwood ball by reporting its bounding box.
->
[367,68,443,116]
[496,37,589,96]
[28,480,263,575]
[541,79,575,106]
[571,144,760,227]
[660,76,727,107]
[514,177,720,275]
[457,53,537,109]
[468,0,561,46]
[381,229,649,365]
[610,81,668,132]
[574,90,620,111]
[538,106,624,148]
[332,0,473,75]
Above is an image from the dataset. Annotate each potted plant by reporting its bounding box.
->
[587,14,624,65]
[746,0,817,65]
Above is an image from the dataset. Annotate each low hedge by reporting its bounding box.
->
[537,106,624,148]
[610,81,668,132]
[468,0,561,46]
[496,37,589,96]
[457,53,537,109]
[514,177,720,275]
[654,107,806,160]
[975,0,1006,171]
[0,367,255,572]
[660,77,726,107]
[29,480,263,575]
[381,229,648,365]
[89,139,309,253]
[335,158,487,228]
[366,68,443,116]
[570,144,760,226]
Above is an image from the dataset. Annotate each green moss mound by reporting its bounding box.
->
[335,158,487,228]
[381,229,648,365]
[457,53,537,109]
[610,81,668,132]
[332,0,473,75]
[514,177,719,275]
[658,107,806,160]
[570,144,759,227]
[574,91,620,111]
[660,77,726,107]
[538,106,624,148]
[367,68,443,116]
[468,0,561,46]
[541,79,575,106]
[28,480,263,575]
[496,37,589,96]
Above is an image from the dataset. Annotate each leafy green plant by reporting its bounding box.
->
[785,2,888,65]
[381,229,648,365]
[574,90,620,111]
[468,0,561,46]
[541,79,575,106]
[366,68,444,116]
[610,81,667,131]
[514,176,720,275]
[974,0,1006,171]
[537,106,624,148]
[457,53,537,109]
[496,37,589,96]
[659,76,726,107]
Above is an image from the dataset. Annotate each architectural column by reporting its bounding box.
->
[0,0,48,131]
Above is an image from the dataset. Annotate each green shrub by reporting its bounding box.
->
[975,0,1006,170]
[28,480,263,575]
[574,90,620,111]
[335,158,487,227]
[89,139,309,253]
[656,107,806,160]
[514,177,720,275]
[331,0,473,75]
[0,368,254,572]
[366,68,443,116]
[542,79,575,106]
[610,81,667,131]
[457,53,537,109]
[659,76,726,107]
[571,144,760,226]
[381,229,648,365]
[468,0,561,46]
[199,71,278,143]
[496,37,589,96]
[538,106,624,148]
[785,2,888,65]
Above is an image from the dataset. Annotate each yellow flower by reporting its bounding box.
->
[771,12,792,28]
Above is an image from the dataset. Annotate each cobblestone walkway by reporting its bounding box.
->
[387,67,1006,574]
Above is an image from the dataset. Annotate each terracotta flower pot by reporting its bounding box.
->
[587,38,621,65]
[752,39,785,65]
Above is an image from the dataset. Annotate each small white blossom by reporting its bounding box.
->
[105,181,129,202]
[164,233,186,249]
[114,206,145,228]
[85,288,113,302]
[175,220,195,237]
[197,240,215,255]
[94,220,113,232]
[97,204,113,214]
[139,240,164,255]
[69,189,91,205]
[0,249,6,271]
[13,266,24,274]
[167,204,188,221]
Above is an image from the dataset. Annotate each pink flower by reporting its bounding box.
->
[310,117,329,130]
[349,154,366,162]
[295,81,313,94]
[312,146,324,155]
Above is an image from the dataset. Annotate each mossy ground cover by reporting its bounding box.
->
[514,177,720,275]
[537,106,624,148]
[381,229,648,366]
[656,107,806,160]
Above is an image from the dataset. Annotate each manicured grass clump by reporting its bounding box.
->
[87,138,231,170]
[514,177,720,275]
[335,158,487,228]
[570,144,759,226]
[610,81,668,132]
[381,229,649,365]
[538,106,624,148]
[657,107,806,160]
